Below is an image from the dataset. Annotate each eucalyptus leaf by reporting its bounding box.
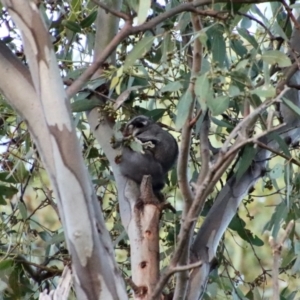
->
[114,85,144,110]
[0,185,18,198]
[270,164,284,179]
[124,36,155,70]
[210,25,226,67]
[236,145,256,180]
[282,97,300,118]
[71,99,101,112]
[195,73,212,110]
[0,172,19,183]
[47,232,65,246]
[237,27,259,49]
[62,20,81,33]
[18,202,27,220]
[251,85,276,98]
[129,140,144,153]
[80,11,97,28]
[211,117,234,129]
[161,81,183,93]
[175,90,193,130]
[208,95,230,116]
[137,0,151,25]
[261,50,291,67]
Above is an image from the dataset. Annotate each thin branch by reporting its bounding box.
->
[222,86,289,152]
[197,111,210,186]
[172,260,203,272]
[287,83,300,89]
[277,61,300,92]
[237,12,275,39]
[189,109,202,127]
[281,0,300,30]
[150,261,203,300]
[66,22,133,98]
[255,140,300,167]
[269,220,294,300]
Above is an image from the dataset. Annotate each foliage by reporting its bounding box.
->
[0,0,300,299]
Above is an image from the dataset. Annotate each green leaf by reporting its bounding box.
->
[272,21,288,41]
[229,215,264,246]
[18,202,27,220]
[236,145,256,180]
[230,40,247,57]
[207,95,230,116]
[129,140,144,153]
[270,164,284,180]
[161,33,175,62]
[80,11,97,28]
[282,97,300,118]
[0,185,18,198]
[228,85,240,97]
[87,147,99,159]
[83,77,106,91]
[251,85,276,98]
[240,16,252,29]
[124,35,155,70]
[231,70,252,91]
[114,85,144,110]
[211,117,234,129]
[137,0,151,25]
[47,232,65,246]
[144,109,166,121]
[0,172,19,184]
[0,259,13,271]
[0,195,6,205]
[175,90,193,130]
[161,81,183,93]
[237,27,259,49]
[264,201,288,238]
[71,99,101,112]
[63,20,82,33]
[195,73,212,110]
[209,25,226,67]
[291,256,300,275]
[261,50,291,67]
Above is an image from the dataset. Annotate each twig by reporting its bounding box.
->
[150,261,202,300]
[237,12,275,39]
[197,111,210,186]
[222,86,289,152]
[172,260,202,272]
[189,109,202,127]
[126,278,140,294]
[277,61,300,92]
[255,140,300,167]
[269,220,294,300]
[281,0,300,30]
[66,22,133,98]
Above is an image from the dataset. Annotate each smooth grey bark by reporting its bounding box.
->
[0,1,127,299]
